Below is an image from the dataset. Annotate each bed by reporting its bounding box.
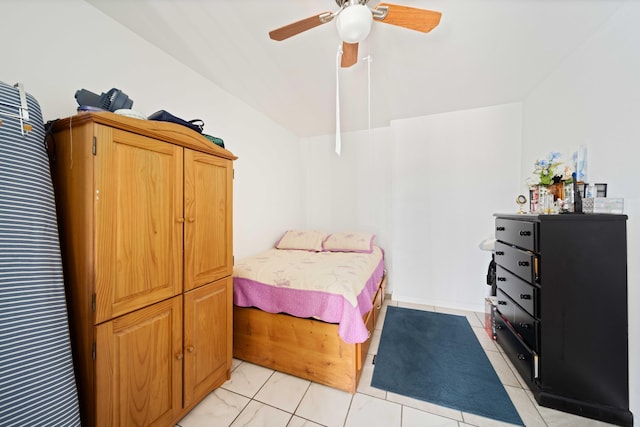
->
[232,230,386,393]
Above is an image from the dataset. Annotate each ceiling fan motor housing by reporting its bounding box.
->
[336,4,373,43]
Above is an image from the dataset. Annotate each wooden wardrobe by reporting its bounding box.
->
[48,112,236,427]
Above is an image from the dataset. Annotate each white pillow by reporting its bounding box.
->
[275,230,327,252]
[323,232,375,253]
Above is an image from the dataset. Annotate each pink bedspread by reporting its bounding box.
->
[233,247,385,344]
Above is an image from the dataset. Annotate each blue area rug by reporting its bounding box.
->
[371,306,523,425]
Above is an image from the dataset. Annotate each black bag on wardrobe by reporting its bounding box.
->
[147,110,204,133]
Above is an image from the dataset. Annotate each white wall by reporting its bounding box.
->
[301,103,522,307]
[301,128,392,252]
[521,1,640,416]
[2,0,304,259]
[390,104,522,310]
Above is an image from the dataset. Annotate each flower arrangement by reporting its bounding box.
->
[527,151,573,187]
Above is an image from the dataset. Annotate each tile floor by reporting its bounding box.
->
[177,300,619,427]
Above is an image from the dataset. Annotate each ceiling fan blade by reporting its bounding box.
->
[373,3,441,33]
[269,12,333,41]
[341,42,358,68]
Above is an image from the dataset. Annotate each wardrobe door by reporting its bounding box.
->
[183,277,233,408]
[94,126,183,323]
[95,296,183,427]
[183,149,233,291]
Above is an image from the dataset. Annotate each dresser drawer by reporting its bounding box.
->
[497,288,539,351]
[496,265,538,317]
[495,241,538,283]
[512,297,539,351]
[495,314,538,384]
[495,218,537,251]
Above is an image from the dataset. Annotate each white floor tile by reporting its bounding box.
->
[344,393,402,427]
[286,416,324,427]
[357,354,387,399]
[466,311,484,328]
[376,303,391,330]
[536,404,620,427]
[471,324,498,352]
[178,388,249,427]
[385,392,463,422]
[504,385,545,427]
[230,400,292,427]
[254,371,311,413]
[500,354,530,390]
[461,411,523,427]
[485,350,521,388]
[222,361,274,398]
[396,301,436,312]
[401,406,459,427]
[295,383,353,427]
[473,310,487,327]
[368,328,382,355]
[231,358,243,371]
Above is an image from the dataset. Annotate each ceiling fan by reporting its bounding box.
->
[269,0,442,67]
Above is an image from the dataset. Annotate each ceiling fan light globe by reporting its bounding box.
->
[336,4,372,43]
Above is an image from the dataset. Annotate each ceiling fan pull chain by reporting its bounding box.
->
[335,43,342,156]
[364,54,373,142]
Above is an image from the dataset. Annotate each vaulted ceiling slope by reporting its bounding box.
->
[84,0,626,138]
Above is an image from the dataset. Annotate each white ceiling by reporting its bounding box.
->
[84,0,625,138]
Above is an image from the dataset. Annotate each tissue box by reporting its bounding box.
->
[593,198,624,214]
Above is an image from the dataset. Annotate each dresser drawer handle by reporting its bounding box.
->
[496,251,504,256]
[498,300,507,305]
[517,353,527,360]
[520,294,531,300]
[519,230,531,236]
[519,322,530,329]
[518,261,530,267]
[496,226,505,231]
[497,277,506,282]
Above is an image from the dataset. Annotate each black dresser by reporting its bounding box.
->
[493,213,632,426]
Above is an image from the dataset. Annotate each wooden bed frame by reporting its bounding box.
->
[232,275,386,393]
